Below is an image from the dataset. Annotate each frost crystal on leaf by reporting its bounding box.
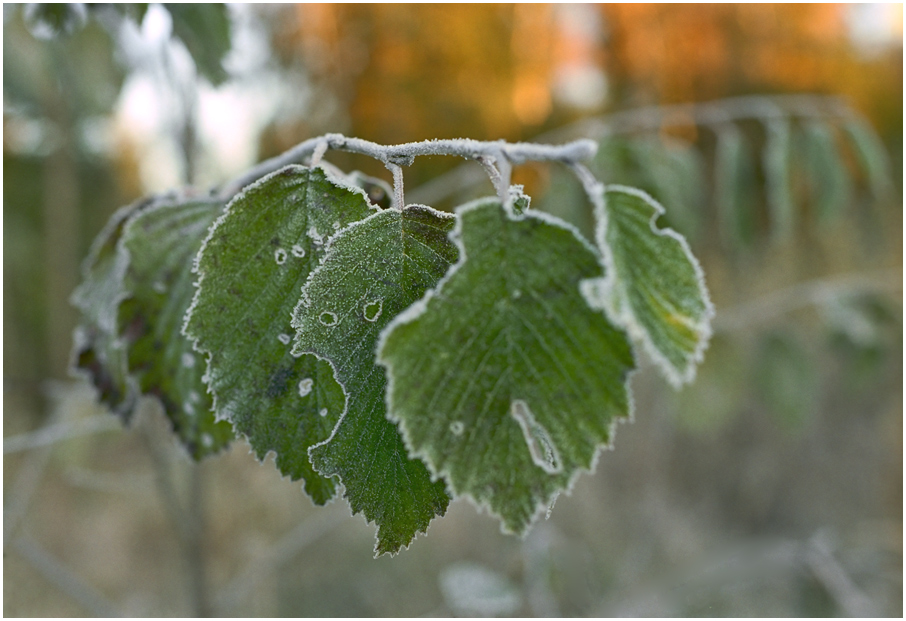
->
[117,197,234,459]
[292,204,458,555]
[183,165,375,503]
[583,185,713,387]
[379,198,635,535]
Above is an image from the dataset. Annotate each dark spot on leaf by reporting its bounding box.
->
[266,365,294,398]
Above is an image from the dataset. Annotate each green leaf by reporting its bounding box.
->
[841,117,895,204]
[111,3,150,25]
[801,121,852,224]
[345,170,393,210]
[184,166,376,502]
[22,3,87,39]
[163,3,232,85]
[755,332,817,431]
[378,198,635,535]
[118,196,233,459]
[582,186,713,387]
[714,125,759,248]
[630,137,705,240]
[70,198,151,419]
[763,120,796,241]
[291,204,458,555]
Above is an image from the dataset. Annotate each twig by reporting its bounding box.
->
[805,533,876,617]
[714,268,902,332]
[185,461,212,617]
[556,94,856,142]
[4,415,120,455]
[3,382,71,545]
[567,161,606,212]
[136,407,214,616]
[386,162,406,210]
[10,535,121,617]
[407,94,868,206]
[213,508,344,614]
[221,134,597,197]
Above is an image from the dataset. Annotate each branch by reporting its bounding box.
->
[221,134,597,198]
[4,415,120,455]
[11,535,120,617]
[407,94,868,206]
[714,268,902,332]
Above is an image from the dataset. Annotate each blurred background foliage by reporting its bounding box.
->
[4,3,902,616]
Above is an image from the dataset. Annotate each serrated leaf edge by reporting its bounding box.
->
[289,202,456,556]
[582,184,714,388]
[377,196,636,538]
[181,164,379,424]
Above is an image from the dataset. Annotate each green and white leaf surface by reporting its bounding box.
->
[70,197,153,419]
[582,186,713,387]
[291,204,458,555]
[184,166,376,502]
[117,196,233,459]
[379,199,635,535]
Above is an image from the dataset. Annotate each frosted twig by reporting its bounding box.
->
[222,134,597,197]
[407,94,868,205]
[714,268,902,332]
[805,532,876,617]
[568,162,606,210]
[562,94,855,141]
[213,508,343,614]
[385,162,405,210]
[476,155,506,201]
[4,415,120,454]
[11,535,120,617]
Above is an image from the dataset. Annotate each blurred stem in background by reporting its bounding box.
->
[41,42,80,379]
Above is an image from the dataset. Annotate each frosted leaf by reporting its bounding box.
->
[583,186,712,387]
[117,197,233,459]
[801,121,852,224]
[764,120,795,241]
[379,198,634,534]
[183,165,374,503]
[510,400,561,474]
[318,312,338,327]
[363,299,383,322]
[842,116,895,203]
[292,204,458,555]
[70,197,155,419]
[714,126,759,248]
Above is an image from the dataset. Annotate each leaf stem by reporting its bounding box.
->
[386,162,405,210]
[567,161,606,212]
